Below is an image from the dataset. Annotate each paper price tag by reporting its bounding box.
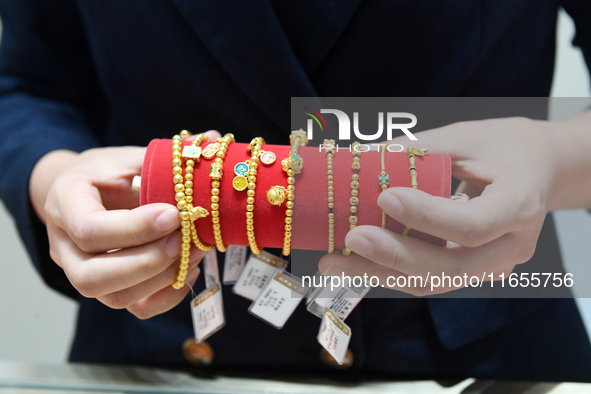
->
[191,283,225,343]
[232,250,288,301]
[249,271,308,329]
[307,281,369,321]
[223,245,248,284]
[317,308,351,366]
[203,249,220,288]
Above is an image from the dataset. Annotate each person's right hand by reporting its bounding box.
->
[30,135,218,319]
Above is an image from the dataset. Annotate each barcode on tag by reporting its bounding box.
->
[317,308,351,366]
[307,283,369,321]
[191,283,225,343]
[203,249,220,288]
[232,250,287,301]
[223,245,247,284]
[249,271,307,329]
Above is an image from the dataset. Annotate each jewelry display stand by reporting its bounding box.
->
[140,138,452,251]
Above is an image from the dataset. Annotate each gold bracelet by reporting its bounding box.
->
[171,130,210,290]
[245,137,265,255]
[325,139,336,253]
[283,130,308,255]
[378,144,390,229]
[203,133,235,253]
[342,142,361,255]
[401,146,428,237]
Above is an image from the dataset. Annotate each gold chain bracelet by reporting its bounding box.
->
[401,146,428,237]
[325,139,336,253]
[343,142,361,255]
[204,133,235,252]
[244,137,265,255]
[171,130,210,290]
[378,144,390,229]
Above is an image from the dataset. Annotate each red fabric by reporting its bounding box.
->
[141,139,451,250]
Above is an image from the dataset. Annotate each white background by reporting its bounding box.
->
[1,9,591,363]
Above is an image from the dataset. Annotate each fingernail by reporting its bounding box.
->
[322,265,346,276]
[166,233,181,258]
[346,235,374,255]
[378,191,403,215]
[156,209,180,232]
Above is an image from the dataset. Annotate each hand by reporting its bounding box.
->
[319,117,572,295]
[33,131,220,318]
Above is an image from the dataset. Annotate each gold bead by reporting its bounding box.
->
[247,205,254,212]
[175,192,185,201]
[185,180,193,188]
[285,217,292,224]
[181,243,191,251]
[180,256,190,264]
[186,159,195,167]
[246,218,253,225]
[185,173,193,181]
[328,191,333,197]
[247,190,255,197]
[327,170,333,175]
[352,189,358,197]
[211,209,219,217]
[352,174,359,181]
[173,174,183,184]
[247,196,254,204]
[211,195,219,203]
[180,263,189,270]
[185,188,193,196]
[350,206,357,213]
[286,201,294,209]
[181,220,191,228]
[175,183,185,193]
[172,281,184,290]
[246,212,253,218]
[185,166,194,174]
[173,166,183,175]
[211,188,220,196]
[351,180,360,189]
[247,224,254,231]
[212,181,220,188]
[172,151,181,159]
[285,224,292,231]
[180,130,190,138]
[328,181,334,186]
[215,157,223,163]
[212,217,219,224]
[285,231,291,237]
[287,185,295,192]
[182,235,191,243]
[287,169,294,177]
[328,203,334,208]
[181,228,190,236]
[248,183,256,190]
[186,196,193,203]
[177,274,187,282]
[177,200,187,210]
[286,209,293,216]
[172,158,182,167]
[211,203,219,210]
[350,197,359,205]
[328,197,334,203]
[181,250,190,257]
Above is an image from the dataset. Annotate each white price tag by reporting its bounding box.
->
[307,281,369,321]
[191,283,225,343]
[223,245,248,284]
[232,250,287,301]
[249,271,307,329]
[317,308,351,366]
[203,249,220,288]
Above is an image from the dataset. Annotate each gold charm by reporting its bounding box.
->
[234,162,249,176]
[259,150,276,165]
[182,146,202,160]
[189,206,209,222]
[267,186,286,206]
[202,143,219,159]
[233,175,248,191]
[210,162,223,179]
[281,157,291,173]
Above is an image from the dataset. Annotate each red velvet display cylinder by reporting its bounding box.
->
[141,139,452,250]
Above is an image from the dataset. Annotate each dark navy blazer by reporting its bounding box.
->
[1,0,591,382]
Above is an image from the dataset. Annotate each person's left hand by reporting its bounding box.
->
[318,116,573,295]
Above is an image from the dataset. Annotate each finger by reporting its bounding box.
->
[50,226,201,298]
[98,252,204,309]
[343,225,526,278]
[377,183,525,247]
[52,178,181,252]
[127,268,201,320]
[186,129,222,142]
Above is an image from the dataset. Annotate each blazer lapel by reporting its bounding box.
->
[170,0,316,130]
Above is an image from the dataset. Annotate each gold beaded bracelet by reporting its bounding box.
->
[244,137,265,255]
[171,131,210,290]
[283,130,308,255]
[325,139,336,253]
[400,146,428,237]
[342,142,361,256]
[378,144,390,229]
[204,133,235,253]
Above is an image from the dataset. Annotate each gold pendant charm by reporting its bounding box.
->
[234,162,249,176]
[267,186,286,206]
[182,146,202,160]
[189,206,209,222]
[210,162,223,179]
[233,175,248,191]
[259,150,276,165]
[202,143,219,159]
